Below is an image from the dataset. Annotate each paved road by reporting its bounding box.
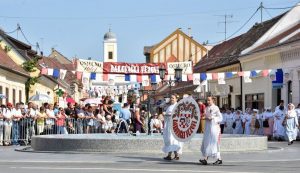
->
[0,142,299,173]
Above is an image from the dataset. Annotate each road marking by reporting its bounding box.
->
[1,158,300,164]
[10,166,259,173]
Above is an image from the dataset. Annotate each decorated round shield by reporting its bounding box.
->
[171,96,200,142]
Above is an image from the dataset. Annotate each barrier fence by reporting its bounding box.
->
[0,117,123,146]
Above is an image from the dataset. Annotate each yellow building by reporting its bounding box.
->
[144,29,208,64]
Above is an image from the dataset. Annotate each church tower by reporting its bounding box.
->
[103,28,117,62]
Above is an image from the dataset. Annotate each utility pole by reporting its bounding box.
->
[216,14,234,41]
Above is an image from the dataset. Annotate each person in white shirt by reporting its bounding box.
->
[12,103,23,145]
[150,113,162,133]
[3,103,13,145]
[273,105,285,141]
[0,105,6,145]
[27,102,38,142]
[162,94,183,161]
[243,108,252,135]
[199,96,223,165]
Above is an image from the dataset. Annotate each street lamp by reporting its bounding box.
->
[159,65,183,95]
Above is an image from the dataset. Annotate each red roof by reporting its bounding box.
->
[194,13,284,73]
[252,23,300,52]
[0,48,29,77]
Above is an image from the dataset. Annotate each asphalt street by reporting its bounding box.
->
[0,142,299,173]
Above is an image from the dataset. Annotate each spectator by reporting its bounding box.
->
[196,99,206,133]
[0,105,5,146]
[56,107,67,134]
[85,106,95,133]
[45,104,56,134]
[12,103,22,145]
[3,103,13,146]
[36,107,47,135]
[75,104,85,134]
[150,113,162,133]
[118,103,131,133]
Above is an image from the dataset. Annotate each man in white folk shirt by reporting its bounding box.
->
[199,96,223,165]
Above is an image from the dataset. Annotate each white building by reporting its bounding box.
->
[240,3,300,110]
[103,28,117,62]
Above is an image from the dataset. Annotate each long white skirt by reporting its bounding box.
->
[162,116,183,154]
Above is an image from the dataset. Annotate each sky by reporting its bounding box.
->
[0,0,299,63]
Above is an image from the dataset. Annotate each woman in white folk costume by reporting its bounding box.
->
[262,107,273,140]
[199,96,223,165]
[162,94,183,160]
[273,105,285,141]
[284,103,299,145]
[243,108,252,135]
[233,110,244,134]
[224,109,234,134]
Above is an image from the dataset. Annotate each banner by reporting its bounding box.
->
[167,61,193,75]
[171,96,200,142]
[77,59,103,73]
[103,62,164,74]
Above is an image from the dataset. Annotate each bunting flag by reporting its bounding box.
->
[250,70,257,77]
[212,73,218,80]
[130,74,137,82]
[200,73,207,81]
[187,74,193,81]
[47,68,53,76]
[193,73,200,85]
[53,69,60,78]
[218,73,225,84]
[206,73,212,80]
[237,71,244,77]
[90,72,96,80]
[262,70,269,77]
[244,71,252,83]
[41,68,48,75]
[182,74,187,81]
[59,69,67,80]
[137,75,143,83]
[124,74,129,81]
[38,66,288,88]
[225,72,233,78]
[76,71,83,80]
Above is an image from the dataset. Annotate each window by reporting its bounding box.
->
[0,86,2,105]
[13,89,16,105]
[288,81,292,103]
[108,51,113,59]
[19,90,22,103]
[245,93,264,111]
[6,87,9,104]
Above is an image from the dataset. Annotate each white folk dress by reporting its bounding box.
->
[201,104,223,159]
[233,113,243,134]
[273,109,285,138]
[224,113,234,134]
[162,103,183,154]
[243,113,252,135]
[285,109,299,142]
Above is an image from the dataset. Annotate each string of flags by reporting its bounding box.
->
[40,67,282,86]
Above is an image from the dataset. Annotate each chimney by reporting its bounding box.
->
[188,27,192,38]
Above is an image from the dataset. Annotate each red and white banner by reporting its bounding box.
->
[103,62,165,75]
[171,96,200,142]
